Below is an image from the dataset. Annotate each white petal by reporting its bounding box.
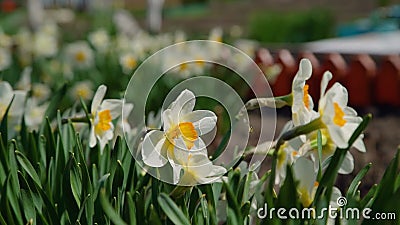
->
[338,152,354,174]
[297,58,312,80]
[320,71,332,99]
[161,108,173,131]
[89,126,97,147]
[183,110,217,135]
[0,81,13,101]
[142,130,168,167]
[122,103,134,119]
[170,89,195,117]
[330,187,342,208]
[101,99,123,118]
[327,125,348,149]
[91,85,107,114]
[293,157,316,192]
[353,135,366,152]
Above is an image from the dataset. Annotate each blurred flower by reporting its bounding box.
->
[115,102,134,140]
[88,29,110,52]
[141,89,217,169]
[33,32,58,58]
[70,81,94,101]
[65,41,94,70]
[0,48,11,71]
[24,98,48,131]
[209,27,223,42]
[8,91,27,137]
[16,67,32,91]
[0,81,14,120]
[119,52,138,74]
[169,137,226,185]
[89,85,122,152]
[32,83,51,103]
[0,30,12,49]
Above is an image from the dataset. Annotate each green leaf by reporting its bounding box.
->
[42,83,67,126]
[158,193,191,225]
[346,163,371,199]
[99,188,128,225]
[223,180,242,222]
[15,151,42,188]
[126,192,137,225]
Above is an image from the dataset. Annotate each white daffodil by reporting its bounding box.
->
[119,52,138,75]
[32,83,51,103]
[70,81,94,101]
[24,98,48,131]
[88,29,110,52]
[169,137,226,185]
[89,85,123,152]
[141,89,217,169]
[292,59,318,126]
[293,157,342,207]
[65,41,94,70]
[318,72,366,151]
[0,48,11,71]
[0,30,12,49]
[16,67,32,91]
[0,81,14,120]
[115,102,134,141]
[33,32,58,58]
[8,91,27,137]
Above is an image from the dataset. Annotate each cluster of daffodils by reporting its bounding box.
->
[248,59,366,207]
[141,90,226,185]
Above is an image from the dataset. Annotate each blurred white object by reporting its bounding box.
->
[147,0,165,34]
[27,0,45,30]
[113,10,142,37]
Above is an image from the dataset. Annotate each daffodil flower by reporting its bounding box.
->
[141,89,217,169]
[65,41,94,70]
[0,81,14,120]
[293,157,341,207]
[24,98,48,131]
[169,137,226,185]
[292,59,319,126]
[89,85,122,152]
[318,72,366,151]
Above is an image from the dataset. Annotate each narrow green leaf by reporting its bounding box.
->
[157,193,191,225]
[346,163,371,199]
[99,188,128,225]
[15,151,42,187]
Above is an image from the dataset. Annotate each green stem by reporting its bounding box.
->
[61,116,90,124]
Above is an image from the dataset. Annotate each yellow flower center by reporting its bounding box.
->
[75,51,86,62]
[165,122,198,154]
[125,57,137,70]
[303,84,310,109]
[77,88,90,99]
[333,102,346,127]
[95,110,112,132]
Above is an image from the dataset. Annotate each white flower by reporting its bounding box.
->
[88,29,110,52]
[65,41,94,70]
[24,98,48,131]
[141,89,217,169]
[0,81,14,120]
[89,85,123,152]
[293,157,341,207]
[169,137,226,185]
[209,27,223,42]
[16,67,32,91]
[0,30,12,49]
[32,83,51,103]
[70,81,94,101]
[119,52,138,74]
[292,59,318,126]
[115,102,134,140]
[0,48,11,71]
[33,32,58,58]
[8,91,27,137]
[318,72,365,151]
